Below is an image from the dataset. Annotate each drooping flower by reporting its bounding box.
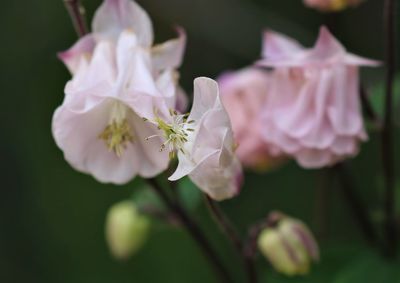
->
[303,0,363,12]
[218,68,284,171]
[149,77,243,201]
[53,0,187,184]
[258,212,319,276]
[257,27,379,168]
[106,200,150,260]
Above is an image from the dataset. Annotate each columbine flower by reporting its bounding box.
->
[303,0,363,12]
[150,77,243,201]
[53,0,187,184]
[218,68,284,171]
[257,27,378,168]
[258,212,319,276]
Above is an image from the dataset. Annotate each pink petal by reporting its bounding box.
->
[327,66,363,136]
[330,136,358,155]
[295,148,334,168]
[92,0,153,46]
[53,98,168,184]
[262,30,303,60]
[152,27,187,71]
[304,26,346,62]
[58,34,95,75]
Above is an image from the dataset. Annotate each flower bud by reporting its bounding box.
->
[303,0,363,12]
[105,201,150,260]
[257,212,319,276]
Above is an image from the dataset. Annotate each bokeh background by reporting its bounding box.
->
[1,0,400,282]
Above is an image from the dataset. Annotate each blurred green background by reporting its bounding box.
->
[1,0,400,282]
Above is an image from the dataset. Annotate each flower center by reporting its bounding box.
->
[99,101,134,157]
[146,109,195,159]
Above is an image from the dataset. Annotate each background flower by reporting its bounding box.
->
[258,27,379,168]
[303,0,363,12]
[218,68,284,171]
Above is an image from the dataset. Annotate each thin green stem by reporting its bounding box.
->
[146,179,233,283]
[204,196,258,283]
[334,164,378,246]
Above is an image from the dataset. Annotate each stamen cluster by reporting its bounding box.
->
[146,109,195,159]
[99,101,134,157]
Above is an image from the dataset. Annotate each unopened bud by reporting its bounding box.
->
[105,201,150,260]
[257,212,319,276]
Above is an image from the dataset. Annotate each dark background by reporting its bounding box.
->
[1,0,399,282]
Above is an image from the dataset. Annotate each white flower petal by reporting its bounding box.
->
[92,0,153,47]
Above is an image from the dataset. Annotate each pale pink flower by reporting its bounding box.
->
[257,27,379,168]
[53,0,187,184]
[151,77,243,201]
[58,0,187,110]
[218,68,283,170]
[303,0,363,12]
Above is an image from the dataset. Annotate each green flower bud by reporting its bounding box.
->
[105,201,150,260]
[257,212,319,276]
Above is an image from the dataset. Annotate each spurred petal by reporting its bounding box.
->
[152,27,186,71]
[64,41,116,109]
[344,53,381,67]
[92,0,153,46]
[262,30,303,61]
[304,26,346,62]
[58,34,96,75]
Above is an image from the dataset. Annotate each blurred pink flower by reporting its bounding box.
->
[303,0,363,12]
[257,27,379,168]
[53,0,187,184]
[218,68,283,170]
[163,77,243,201]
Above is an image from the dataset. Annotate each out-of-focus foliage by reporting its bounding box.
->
[0,0,399,282]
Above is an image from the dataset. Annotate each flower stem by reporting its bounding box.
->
[360,84,382,129]
[63,0,88,37]
[334,164,378,246]
[382,0,397,258]
[204,196,258,283]
[146,178,233,283]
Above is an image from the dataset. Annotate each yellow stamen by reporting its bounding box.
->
[99,119,134,157]
[98,101,134,157]
[146,109,195,159]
